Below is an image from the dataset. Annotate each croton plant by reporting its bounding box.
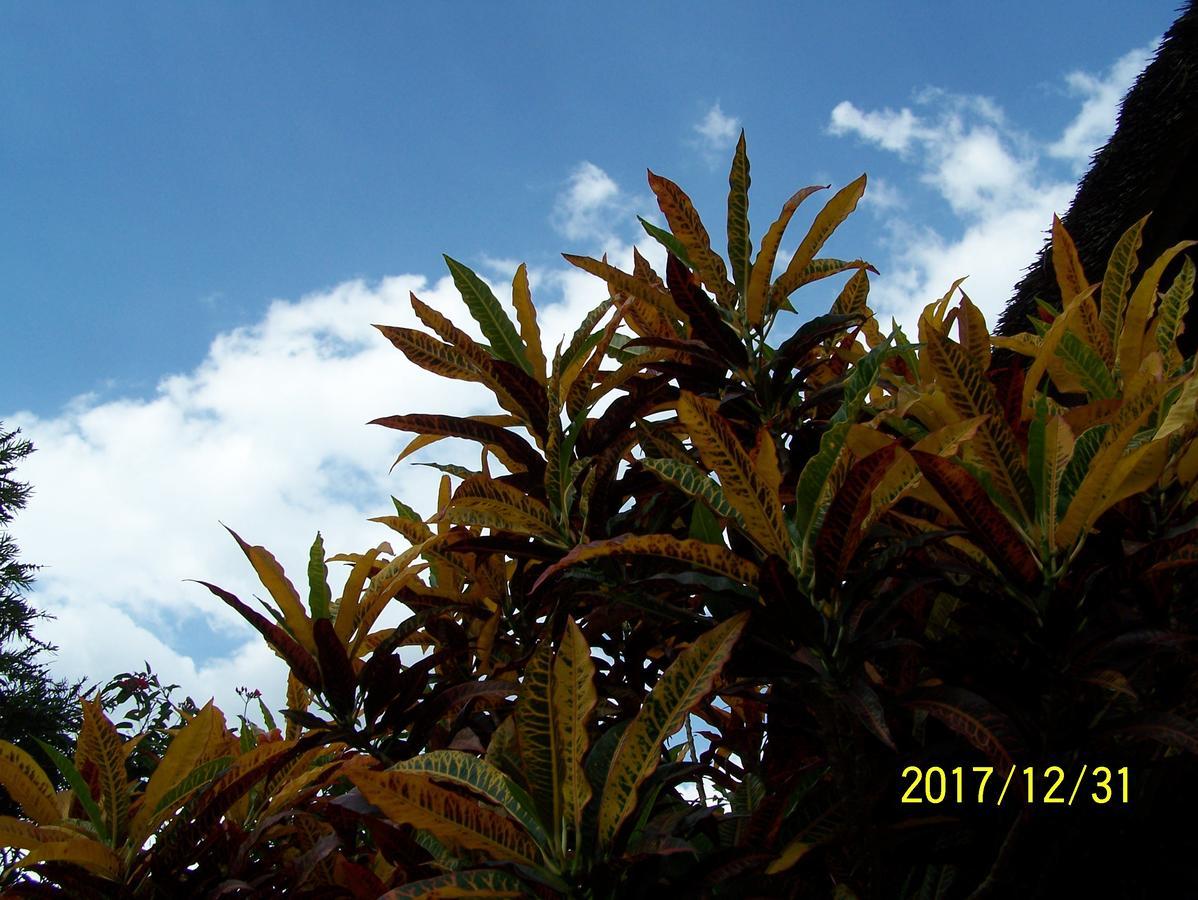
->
[3,135,1196,898]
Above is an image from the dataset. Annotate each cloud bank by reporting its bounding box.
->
[828,41,1156,333]
[7,165,645,716]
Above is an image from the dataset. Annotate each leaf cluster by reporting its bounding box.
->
[3,139,1197,898]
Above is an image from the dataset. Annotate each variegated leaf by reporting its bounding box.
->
[391,751,548,851]
[532,534,759,593]
[351,770,539,865]
[746,185,827,327]
[0,741,61,826]
[641,457,745,527]
[770,175,867,307]
[677,393,789,558]
[727,130,752,297]
[444,255,533,375]
[599,612,748,849]
[554,617,597,836]
[1099,215,1147,346]
[647,169,737,308]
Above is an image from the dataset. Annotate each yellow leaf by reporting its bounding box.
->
[1117,240,1198,378]
[599,614,748,849]
[1157,371,1198,441]
[553,617,597,836]
[226,527,314,655]
[1040,413,1075,551]
[955,291,991,372]
[1075,292,1114,368]
[333,544,387,644]
[1057,378,1167,548]
[1051,214,1089,305]
[0,817,77,849]
[533,534,759,592]
[677,393,789,558]
[771,175,867,308]
[511,264,547,384]
[285,674,312,740]
[563,254,683,322]
[923,320,1033,518]
[845,424,894,459]
[1103,439,1169,514]
[132,703,225,844]
[765,838,812,875]
[349,542,433,656]
[863,418,987,534]
[351,770,539,865]
[14,838,121,879]
[1177,440,1198,488]
[1021,288,1095,412]
[78,698,130,846]
[991,332,1040,357]
[438,477,560,541]
[0,741,61,826]
[647,169,737,309]
[747,185,827,326]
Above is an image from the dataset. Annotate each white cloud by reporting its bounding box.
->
[829,102,925,154]
[827,40,1155,333]
[1049,43,1157,170]
[691,102,741,166]
[860,176,902,214]
[7,216,650,717]
[695,102,740,148]
[552,161,631,246]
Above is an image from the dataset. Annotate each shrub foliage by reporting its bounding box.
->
[3,137,1197,897]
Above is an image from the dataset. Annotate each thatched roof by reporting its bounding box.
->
[997,1,1198,343]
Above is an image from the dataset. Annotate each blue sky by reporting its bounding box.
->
[1,2,1179,713]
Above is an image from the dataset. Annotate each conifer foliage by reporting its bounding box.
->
[0,427,82,818]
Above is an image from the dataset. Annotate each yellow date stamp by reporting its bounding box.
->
[899,765,1130,806]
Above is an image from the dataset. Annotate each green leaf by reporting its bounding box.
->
[392,495,423,521]
[33,738,109,846]
[598,612,749,849]
[307,532,331,620]
[688,500,725,545]
[1056,331,1117,399]
[638,216,693,268]
[1058,424,1110,515]
[444,255,534,375]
